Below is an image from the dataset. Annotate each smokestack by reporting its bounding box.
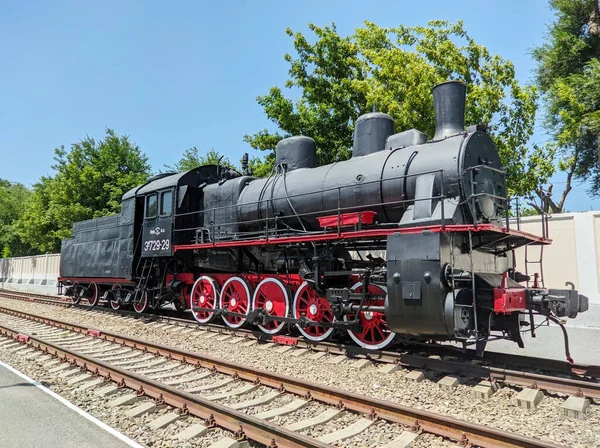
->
[433,81,466,140]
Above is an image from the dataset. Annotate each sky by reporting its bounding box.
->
[1,0,599,211]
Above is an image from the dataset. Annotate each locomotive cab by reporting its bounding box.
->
[134,166,227,259]
[141,188,175,257]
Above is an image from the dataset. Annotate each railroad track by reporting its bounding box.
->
[2,289,599,396]
[0,305,563,448]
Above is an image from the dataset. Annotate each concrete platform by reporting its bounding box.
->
[0,360,140,448]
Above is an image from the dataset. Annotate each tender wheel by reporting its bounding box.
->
[293,281,334,341]
[88,283,100,306]
[190,276,219,324]
[133,291,150,314]
[71,282,81,305]
[220,276,251,329]
[344,282,396,350]
[110,284,122,310]
[252,278,290,335]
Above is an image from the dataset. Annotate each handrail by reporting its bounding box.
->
[169,167,510,244]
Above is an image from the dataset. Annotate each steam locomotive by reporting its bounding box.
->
[59,81,589,357]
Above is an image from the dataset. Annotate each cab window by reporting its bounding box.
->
[145,194,157,218]
[160,191,173,216]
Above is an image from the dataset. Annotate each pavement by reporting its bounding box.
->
[487,324,600,365]
[444,305,600,365]
[487,305,600,365]
[0,361,138,448]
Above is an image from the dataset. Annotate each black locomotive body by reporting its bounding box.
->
[59,81,589,356]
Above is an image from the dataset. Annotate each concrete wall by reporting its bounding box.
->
[513,211,600,329]
[0,254,60,296]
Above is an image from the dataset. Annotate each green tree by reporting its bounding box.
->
[531,0,600,212]
[17,129,151,253]
[245,21,552,197]
[165,147,237,173]
[0,180,33,257]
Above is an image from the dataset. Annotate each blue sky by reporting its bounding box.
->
[1,0,598,211]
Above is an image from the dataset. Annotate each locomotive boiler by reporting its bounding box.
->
[237,81,503,233]
[58,81,589,358]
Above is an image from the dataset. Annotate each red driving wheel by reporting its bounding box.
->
[293,281,334,341]
[220,276,251,328]
[190,276,219,324]
[344,282,395,350]
[252,278,290,334]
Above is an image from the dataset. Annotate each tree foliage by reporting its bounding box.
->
[531,0,600,212]
[16,129,151,254]
[245,20,551,197]
[165,147,236,173]
[0,180,32,257]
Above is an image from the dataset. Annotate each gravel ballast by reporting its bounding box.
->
[0,297,598,447]
[0,340,254,448]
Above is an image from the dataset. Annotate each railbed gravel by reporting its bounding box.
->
[245,393,294,415]
[180,372,231,389]
[0,340,259,448]
[304,412,359,437]
[270,401,329,427]
[1,297,599,447]
[222,385,275,404]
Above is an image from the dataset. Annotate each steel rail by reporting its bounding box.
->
[0,306,564,448]
[0,322,328,448]
[2,289,599,379]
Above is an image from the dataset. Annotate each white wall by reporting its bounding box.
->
[0,254,60,296]
[513,211,600,328]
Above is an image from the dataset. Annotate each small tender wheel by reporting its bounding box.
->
[71,282,81,305]
[88,283,100,306]
[252,278,290,335]
[344,282,396,350]
[190,276,219,324]
[220,276,252,329]
[293,281,334,341]
[110,284,122,310]
[133,291,150,314]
